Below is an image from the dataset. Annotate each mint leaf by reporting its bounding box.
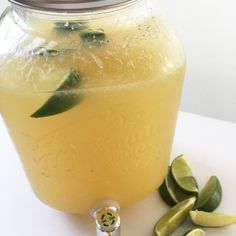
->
[80,31,106,47]
[54,21,88,34]
[35,48,60,57]
[33,47,74,57]
[54,21,106,47]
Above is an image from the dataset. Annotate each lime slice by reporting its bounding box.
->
[171,155,198,195]
[154,197,196,236]
[31,69,83,118]
[190,210,236,227]
[195,176,222,212]
[183,228,205,236]
[159,168,194,207]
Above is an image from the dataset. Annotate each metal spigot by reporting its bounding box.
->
[93,205,121,236]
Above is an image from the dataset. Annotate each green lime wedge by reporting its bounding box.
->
[159,168,195,207]
[171,155,198,195]
[31,69,83,118]
[183,228,205,236]
[154,197,196,236]
[195,176,222,212]
[190,210,236,227]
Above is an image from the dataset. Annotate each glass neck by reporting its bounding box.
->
[9,0,152,32]
[11,0,150,22]
[9,0,141,12]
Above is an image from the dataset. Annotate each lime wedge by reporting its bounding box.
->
[159,168,194,207]
[183,228,205,236]
[154,197,196,236]
[31,69,82,118]
[190,210,236,227]
[171,155,198,195]
[195,176,222,212]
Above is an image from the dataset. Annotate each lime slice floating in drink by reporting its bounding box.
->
[159,168,195,207]
[183,228,205,236]
[171,155,198,195]
[154,197,196,236]
[31,69,83,118]
[195,176,222,212]
[190,210,236,227]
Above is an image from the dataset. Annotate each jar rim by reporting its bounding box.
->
[8,0,138,12]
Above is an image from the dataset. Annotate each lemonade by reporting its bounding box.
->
[0,7,185,214]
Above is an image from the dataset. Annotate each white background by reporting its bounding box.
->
[0,0,236,123]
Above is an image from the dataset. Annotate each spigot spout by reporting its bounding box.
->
[93,205,121,236]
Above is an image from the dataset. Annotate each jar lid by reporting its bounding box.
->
[8,0,134,11]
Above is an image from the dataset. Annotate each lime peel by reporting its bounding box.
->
[195,176,222,212]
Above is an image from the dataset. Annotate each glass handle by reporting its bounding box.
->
[92,205,121,236]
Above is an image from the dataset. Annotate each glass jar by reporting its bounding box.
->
[0,0,185,223]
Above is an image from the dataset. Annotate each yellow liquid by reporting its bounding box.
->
[0,17,185,214]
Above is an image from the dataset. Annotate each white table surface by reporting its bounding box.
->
[0,112,236,236]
